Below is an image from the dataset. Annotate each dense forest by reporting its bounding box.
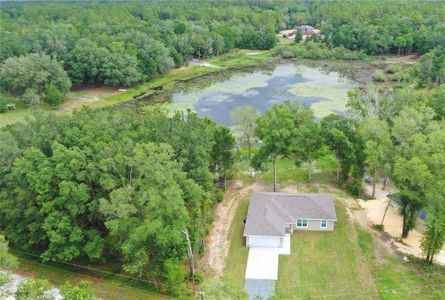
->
[0,107,234,294]
[1,0,444,106]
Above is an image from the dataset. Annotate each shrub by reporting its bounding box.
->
[373,224,384,231]
[60,281,97,300]
[0,100,7,113]
[22,88,41,106]
[162,259,186,297]
[373,69,386,82]
[44,84,63,108]
[215,191,225,202]
[16,278,52,300]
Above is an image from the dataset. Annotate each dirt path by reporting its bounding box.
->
[198,180,267,275]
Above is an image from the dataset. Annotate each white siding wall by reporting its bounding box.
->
[295,219,335,231]
[246,236,282,248]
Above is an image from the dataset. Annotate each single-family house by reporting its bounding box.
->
[298,25,315,36]
[243,192,337,299]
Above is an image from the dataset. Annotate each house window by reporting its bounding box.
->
[297,219,308,228]
[320,220,327,229]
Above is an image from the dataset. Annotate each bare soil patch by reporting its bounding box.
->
[198,180,268,276]
[60,86,128,111]
[358,182,445,265]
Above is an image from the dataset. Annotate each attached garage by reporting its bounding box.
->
[246,235,282,248]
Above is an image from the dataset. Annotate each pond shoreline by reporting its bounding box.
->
[129,59,378,125]
[1,51,383,127]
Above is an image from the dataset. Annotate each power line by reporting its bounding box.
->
[9,248,193,292]
[3,256,173,299]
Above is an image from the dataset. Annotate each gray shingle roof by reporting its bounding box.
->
[243,192,337,237]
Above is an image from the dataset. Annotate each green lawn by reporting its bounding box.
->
[241,155,332,187]
[356,227,445,300]
[275,199,378,299]
[0,92,29,127]
[14,256,173,300]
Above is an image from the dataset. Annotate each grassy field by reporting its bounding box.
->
[356,227,445,300]
[13,255,173,300]
[275,199,377,299]
[236,155,332,188]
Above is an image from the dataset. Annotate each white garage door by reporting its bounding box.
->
[248,236,281,248]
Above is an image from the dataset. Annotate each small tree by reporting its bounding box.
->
[16,278,53,300]
[230,105,257,158]
[60,281,97,300]
[22,88,41,106]
[287,102,322,182]
[0,234,18,269]
[421,192,445,264]
[212,125,235,188]
[44,84,63,108]
[393,157,432,238]
[294,30,303,43]
[162,259,186,297]
[254,103,294,192]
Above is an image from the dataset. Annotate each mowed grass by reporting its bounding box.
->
[14,256,173,300]
[275,199,378,299]
[0,92,29,127]
[356,227,445,300]
[259,157,332,187]
[223,190,250,290]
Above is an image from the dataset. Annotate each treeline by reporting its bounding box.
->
[1,1,444,107]
[315,0,445,56]
[0,0,280,105]
[0,108,235,295]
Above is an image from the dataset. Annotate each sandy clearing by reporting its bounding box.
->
[359,182,445,265]
[59,86,127,111]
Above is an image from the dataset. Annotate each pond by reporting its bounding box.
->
[169,63,356,126]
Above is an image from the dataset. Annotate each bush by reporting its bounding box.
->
[22,88,41,106]
[162,259,186,297]
[373,224,384,231]
[215,191,224,202]
[16,278,52,300]
[373,69,386,82]
[60,281,97,300]
[44,84,63,108]
[0,100,7,113]
[385,64,401,74]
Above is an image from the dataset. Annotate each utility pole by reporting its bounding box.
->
[381,189,393,226]
[182,228,196,296]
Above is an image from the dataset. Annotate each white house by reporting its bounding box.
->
[243,192,337,299]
